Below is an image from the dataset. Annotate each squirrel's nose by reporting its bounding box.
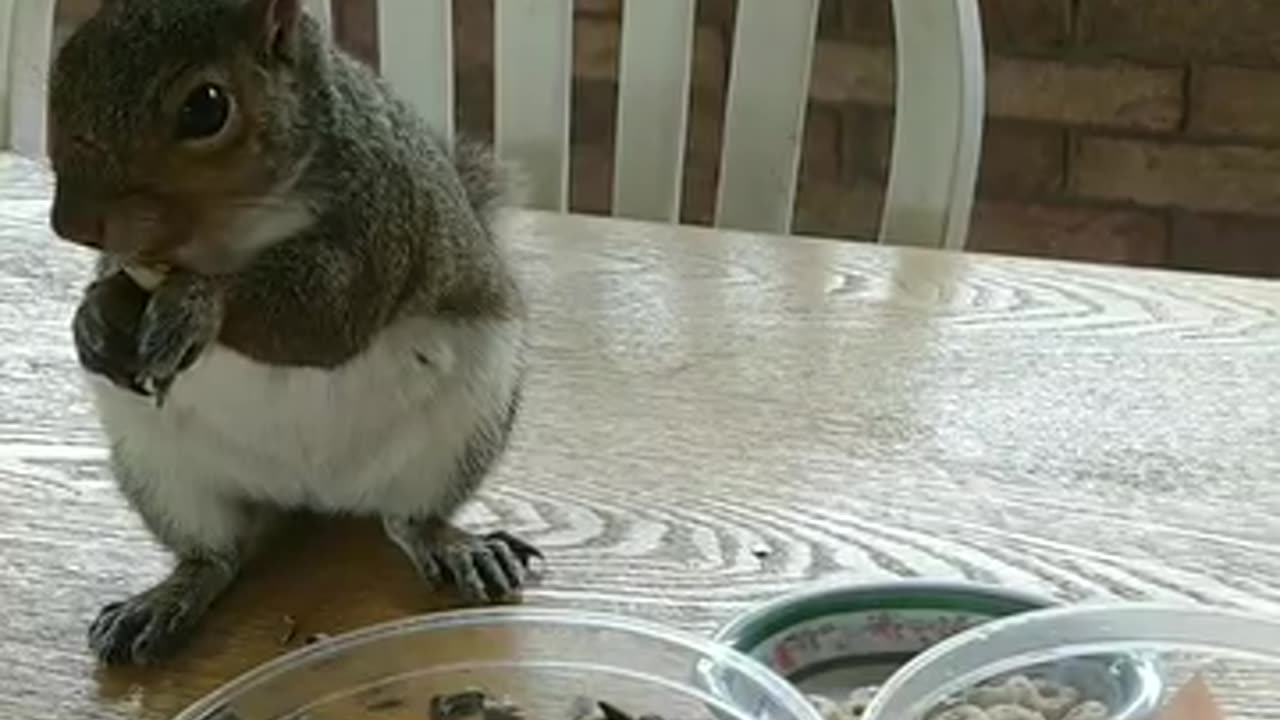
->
[50,192,105,249]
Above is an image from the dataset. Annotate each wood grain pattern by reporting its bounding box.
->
[0,153,1278,719]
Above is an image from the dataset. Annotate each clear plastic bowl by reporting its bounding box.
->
[710,579,1160,720]
[174,607,824,720]
[862,603,1280,720]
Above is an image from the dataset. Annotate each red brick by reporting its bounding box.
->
[812,42,1183,131]
[456,70,494,141]
[570,79,617,146]
[680,151,721,226]
[809,41,896,105]
[980,0,1072,55]
[568,79,724,156]
[696,0,736,30]
[970,202,1169,266]
[573,90,732,224]
[1170,212,1280,278]
[681,85,729,225]
[333,0,379,67]
[570,144,613,216]
[978,122,1067,198]
[686,90,726,164]
[690,9,730,91]
[453,0,494,140]
[1189,66,1280,141]
[798,104,842,183]
[571,147,730,224]
[840,105,893,183]
[56,0,99,25]
[842,0,893,44]
[574,17,726,90]
[574,17,621,82]
[576,0,620,17]
[568,130,727,224]
[817,0,844,40]
[454,0,494,71]
[1071,137,1280,216]
[843,0,1071,53]
[1078,0,1280,65]
[987,57,1184,131]
[53,0,94,51]
[792,181,884,240]
[843,113,1067,198]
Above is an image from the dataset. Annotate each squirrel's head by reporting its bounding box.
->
[48,0,318,272]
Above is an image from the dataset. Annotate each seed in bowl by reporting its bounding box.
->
[807,686,879,720]
[1060,702,1109,720]
[430,689,526,720]
[807,675,1118,720]
[570,698,671,720]
[426,691,678,720]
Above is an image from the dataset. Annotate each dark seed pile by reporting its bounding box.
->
[428,689,673,720]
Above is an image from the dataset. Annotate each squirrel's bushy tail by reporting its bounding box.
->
[452,138,527,229]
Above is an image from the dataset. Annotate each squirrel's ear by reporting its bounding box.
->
[246,0,303,61]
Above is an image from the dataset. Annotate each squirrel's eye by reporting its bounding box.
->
[176,83,231,141]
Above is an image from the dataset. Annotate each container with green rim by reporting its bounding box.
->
[705,579,1164,720]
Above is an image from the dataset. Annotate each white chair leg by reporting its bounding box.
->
[715,0,820,235]
[1,0,55,157]
[880,0,985,250]
[612,0,695,223]
[494,0,572,212]
[380,0,455,144]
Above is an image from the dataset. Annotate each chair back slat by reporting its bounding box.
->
[1,0,55,156]
[880,0,985,250]
[494,0,573,212]
[379,0,455,144]
[612,0,695,223]
[714,0,820,235]
[4,1,988,248]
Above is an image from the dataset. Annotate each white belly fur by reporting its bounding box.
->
[90,316,522,529]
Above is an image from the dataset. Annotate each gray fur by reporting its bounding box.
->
[51,0,523,366]
[51,0,537,665]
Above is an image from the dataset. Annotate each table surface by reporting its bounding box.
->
[1,153,1278,719]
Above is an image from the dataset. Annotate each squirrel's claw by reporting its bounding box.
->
[135,274,222,405]
[73,272,152,397]
[89,556,233,665]
[384,518,544,604]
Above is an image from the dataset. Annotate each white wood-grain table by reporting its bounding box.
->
[1,153,1278,719]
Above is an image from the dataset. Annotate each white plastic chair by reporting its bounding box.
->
[10,0,985,250]
[0,0,56,157]
[361,0,986,250]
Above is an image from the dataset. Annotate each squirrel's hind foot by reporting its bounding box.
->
[384,517,543,604]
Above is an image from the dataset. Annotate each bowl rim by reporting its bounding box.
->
[711,578,1058,654]
[172,606,824,720]
[703,579,1165,720]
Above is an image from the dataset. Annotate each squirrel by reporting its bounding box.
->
[47,0,541,666]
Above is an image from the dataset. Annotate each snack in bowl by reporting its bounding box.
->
[173,608,823,720]
[858,604,1280,720]
[709,580,1162,720]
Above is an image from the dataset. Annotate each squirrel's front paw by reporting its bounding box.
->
[137,274,223,405]
[73,272,150,396]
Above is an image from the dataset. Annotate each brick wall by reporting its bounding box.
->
[55,0,1280,277]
